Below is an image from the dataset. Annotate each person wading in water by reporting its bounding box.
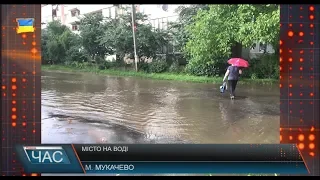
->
[222,64,242,99]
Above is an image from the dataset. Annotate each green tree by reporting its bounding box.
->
[236,5,280,52]
[42,21,86,64]
[79,13,111,62]
[62,31,87,63]
[184,4,279,76]
[43,21,69,64]
[168,5,209,53]
[99,8,168,64]
[41,29,50,64]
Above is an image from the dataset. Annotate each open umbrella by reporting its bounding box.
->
[227,58,249,68]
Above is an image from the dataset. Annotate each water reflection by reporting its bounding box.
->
[41,71,279,144]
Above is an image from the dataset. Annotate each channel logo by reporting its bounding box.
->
[23,146,70,164]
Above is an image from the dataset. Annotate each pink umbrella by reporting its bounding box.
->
[227,58,249,68]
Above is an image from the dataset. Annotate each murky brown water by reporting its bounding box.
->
[41,71,279,144]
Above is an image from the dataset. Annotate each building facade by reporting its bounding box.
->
[41,4,181,30]
[139,5,180,31]
[41,4,119,32]
[41,4,183,62]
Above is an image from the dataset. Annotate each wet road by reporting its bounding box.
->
[41,71,279,144]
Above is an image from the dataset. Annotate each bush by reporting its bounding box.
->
[98,61,123,70]
[250,73,258,80]
[98,61,109,70]
[65,47,88,63]
[94,56,105,65]
[166,54,187,66]
[242,54,279,79]
[138,61,149,72]
[114,58,126,68]
[69,61,84,69]
[169,60,180,73]
[185,62,215,76]
[185,56,228,77]
[149,58,168,73]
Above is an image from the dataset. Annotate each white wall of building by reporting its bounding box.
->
[41,4,117,32]
[139,5,182,30]
[140,5,180,19]
[41,5,54,29]
[41,4,183,31]
[243,43,275,59]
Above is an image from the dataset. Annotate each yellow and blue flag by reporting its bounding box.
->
[16,18,35,34]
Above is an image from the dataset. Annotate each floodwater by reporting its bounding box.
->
[41,71,279,144]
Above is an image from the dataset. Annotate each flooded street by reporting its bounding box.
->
[41,71,279,144]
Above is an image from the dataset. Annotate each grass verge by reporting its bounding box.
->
[42,65,278,85]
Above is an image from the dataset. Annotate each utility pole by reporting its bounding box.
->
[131,4,138,72]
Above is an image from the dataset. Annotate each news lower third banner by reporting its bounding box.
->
[15,144,309,174]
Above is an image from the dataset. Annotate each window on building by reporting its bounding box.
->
[91,10,103,16]
[251,43,257,50]
[71,24,79,31]
[259,42,266,52]
[52,9,57,17]
[71,9,80,17]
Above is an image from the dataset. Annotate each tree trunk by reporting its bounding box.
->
[231,42,243,58]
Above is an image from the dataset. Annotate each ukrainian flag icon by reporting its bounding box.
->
[16,18,35,34]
